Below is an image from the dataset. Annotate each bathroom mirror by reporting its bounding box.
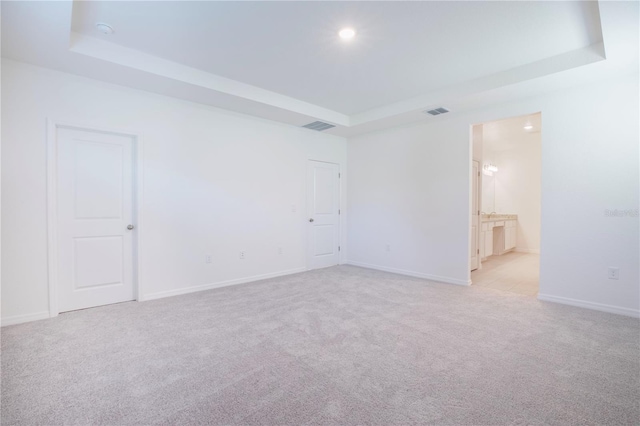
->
[482,173,495,213]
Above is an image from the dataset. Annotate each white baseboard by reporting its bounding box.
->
[142,267,307,301]
[515,248,540,254]
[537,293,640,318]
[1,311,51,327]
[346,261,471,286]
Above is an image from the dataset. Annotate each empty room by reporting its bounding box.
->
[1,1,639,425]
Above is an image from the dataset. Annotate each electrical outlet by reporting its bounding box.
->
[608,267,619,280]
[291,204,297,213]
[277,247,283,255]
[239,251,245,260]
[205,254,212,264]
[385,244,391,252]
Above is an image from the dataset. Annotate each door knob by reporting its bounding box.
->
[309,218,314,222]
[127,224,135,230]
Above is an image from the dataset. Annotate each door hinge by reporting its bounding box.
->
[477,249,480,254]
[338,173,341,178]
[338,209,341,215]
[338,246,341,252]
[478,171,480,177]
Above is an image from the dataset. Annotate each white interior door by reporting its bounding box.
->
[307,160,340,270]
[56,127,135,313]
[471,160,480,271]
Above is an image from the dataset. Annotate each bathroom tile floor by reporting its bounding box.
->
[471,252,539,296]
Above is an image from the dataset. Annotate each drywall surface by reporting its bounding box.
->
[472,124,483,162]
[1,60,347,324]
[347,119,472,285]
[348,72,639,317]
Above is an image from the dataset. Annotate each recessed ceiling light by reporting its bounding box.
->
[96,23,114,35]
[338,28,356,40]
[524,124,533,130]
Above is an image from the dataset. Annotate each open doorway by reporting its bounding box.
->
[470,113,541,296]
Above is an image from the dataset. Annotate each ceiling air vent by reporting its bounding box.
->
[424,107,450,116]
[302,121,336,131]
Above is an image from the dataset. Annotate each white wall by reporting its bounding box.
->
[346,120,472,285]
[348,72,639,317]
[1,60,347,325]
[472,125,483,162]
[2,60,638,323]
[486,130,541,253]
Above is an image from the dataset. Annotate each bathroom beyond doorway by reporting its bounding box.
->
[470,112,541,294]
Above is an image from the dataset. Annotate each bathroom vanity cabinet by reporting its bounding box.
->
[480,215,517,259]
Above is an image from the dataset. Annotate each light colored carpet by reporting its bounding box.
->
[2,265,639,425]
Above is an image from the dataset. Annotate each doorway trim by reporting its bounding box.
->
[46,119,144,318]
[470,159,480,271]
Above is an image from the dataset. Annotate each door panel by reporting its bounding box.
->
[484,231,494,257]
[57,128,135,312]
[307,161,340,270]
[73,236,124,289]
[313,225,335,255]
[313,168,335,214]
[74,141,123,219]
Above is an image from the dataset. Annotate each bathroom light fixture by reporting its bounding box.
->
[483,163,498,174]
[339,28,356,40]
[96,23,114,35]
[523,124,533,131]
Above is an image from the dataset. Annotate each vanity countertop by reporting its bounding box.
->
[481,214,518,221]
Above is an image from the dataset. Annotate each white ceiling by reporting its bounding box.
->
[70,1,601,115]
[2,1,638,137]
[483,112,541,153]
